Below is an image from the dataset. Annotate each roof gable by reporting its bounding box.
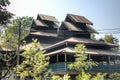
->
[66,14,93,25]
[33,19,48,27]
[38,14,59,23]
[62,21,82,31]
[86,24,98,33]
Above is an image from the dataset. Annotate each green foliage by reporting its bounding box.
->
[68,44,97,72]
[0,0,10,6]
[91,34,96,40]
[0,16,33,49]
[91,73,106,80]
[63,74,71,80]
[76,72,106,80]
[13,39,49,80]
[0,25,18,49]
[11,16,33,39]
[43,70,53,80]
[0,16,33,79]
[109,72,120,80]
[104,34,119,44]
[12,16,33,29]
[0,0,13,24]
[52,75,62,80]
[76,71,91,80]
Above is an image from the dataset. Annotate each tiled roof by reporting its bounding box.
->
[45,47,120,56]
[38,14,59,23]
[43,37,118,50]
[86,24,99,33]
[67,14,93,25]
[30,31,57,37]
[62,21,82,31]
[61,21,98,33]
[33,20,48,27]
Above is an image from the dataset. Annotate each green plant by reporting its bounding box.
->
[68,44,97,72]
[109,72,120,80]
[13,39,49,80]
[76,71,91,80]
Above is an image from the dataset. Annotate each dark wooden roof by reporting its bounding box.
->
[43,37,118,50]
[25,34,64,49]
[86,24,98,33]
[38,14,59,23]
[33,19,48,27]
[45,47,120,56]
[61,21,98,33]
[30,31,57,37]
[66,14,93,25]
[59,14,98,34]
[62,21,82,31]
[31,14,60,34]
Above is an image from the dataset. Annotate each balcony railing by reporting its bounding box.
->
[48,62,120,72]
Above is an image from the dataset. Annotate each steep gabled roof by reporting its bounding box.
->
[66,14,93,25]
[86,24,99,33]
[33,19,48,27]
[62,14,98,33]
[62,21,83,31]
[38,14,59,23]
[61,21,98,33]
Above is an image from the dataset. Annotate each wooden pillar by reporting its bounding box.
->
[65,53,67,62]
[65,53,67,71]
[57,54,59,63]
[108,56,110,65]
[113,56,116,64]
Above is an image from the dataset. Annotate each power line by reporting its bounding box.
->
[94,27,120,34]
[97,28,120,31]
[98,32,120,34]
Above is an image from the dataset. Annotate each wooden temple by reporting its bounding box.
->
[26,14,120,79]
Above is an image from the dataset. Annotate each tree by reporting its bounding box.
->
[75,72,106,80]
[0,16,33,79]
[63,74,71,80]
[13,39,49,80]
[67,44,106,80]
[0,25,18,49]
[68,44,97,72]
[11,16,33,39]
[0,0,13,24]
[109,72,120,80]
[76,71,91,80]
[52,75,62,80]
[91,73,106,80]
[0,25,19,79]
[0,16,33,50]
[91,34,96,40]
[104,34,119,44]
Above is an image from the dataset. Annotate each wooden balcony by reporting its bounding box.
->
[48,62,120,73]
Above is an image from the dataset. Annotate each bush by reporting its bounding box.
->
[109,72,120,80]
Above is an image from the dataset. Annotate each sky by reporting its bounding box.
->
[7,0,120,41]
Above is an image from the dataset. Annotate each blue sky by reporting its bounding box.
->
[8,0,120,41]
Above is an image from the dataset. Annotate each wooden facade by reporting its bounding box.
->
[27,14,120,79]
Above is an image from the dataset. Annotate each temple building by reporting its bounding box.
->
[1,14,119,80]
[26,14,120,79]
